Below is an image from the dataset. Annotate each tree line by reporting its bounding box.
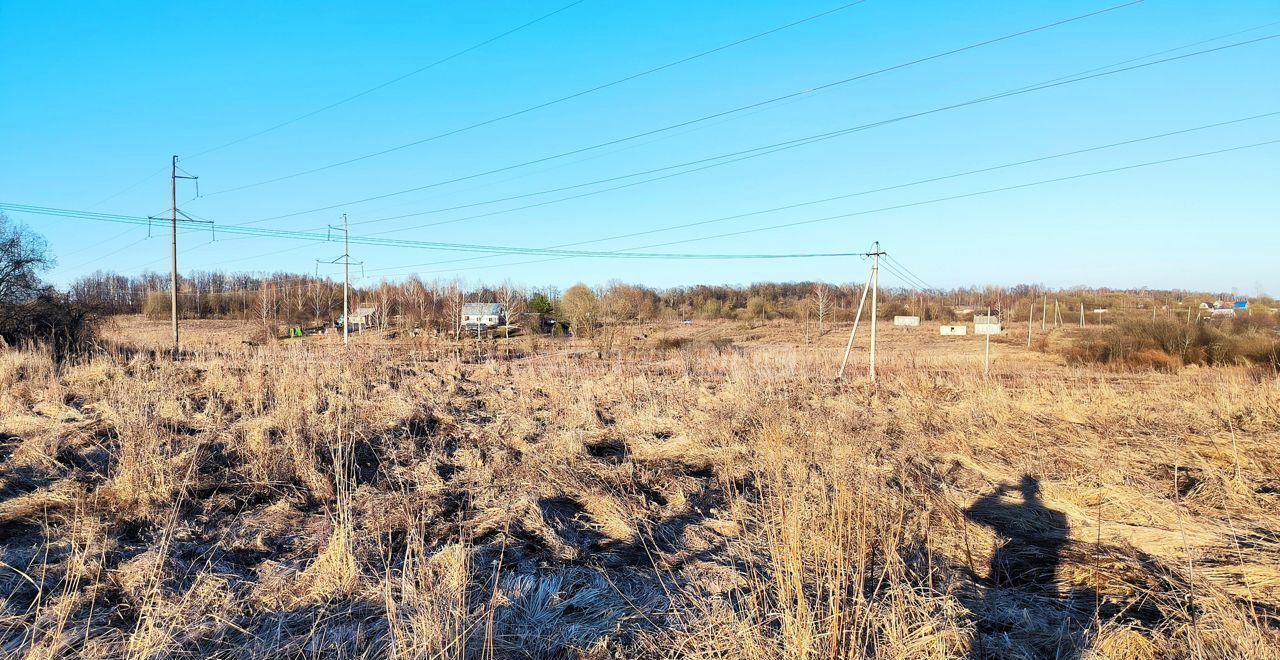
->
[65,267,1271,338]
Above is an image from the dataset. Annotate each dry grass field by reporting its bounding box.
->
[1,316,1278,658]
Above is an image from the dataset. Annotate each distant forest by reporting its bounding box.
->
[67,269,1270,335]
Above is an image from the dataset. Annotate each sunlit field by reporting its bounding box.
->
[1,316,1277,658]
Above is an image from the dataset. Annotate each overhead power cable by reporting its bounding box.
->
[204,0,872,197]
[260,30,1280,238]
[333,138,1280,279]
[351,110,1280,274]
[884,254,935,290]
[184,0,593,161]
[877,259,927,291]
[612,140,1280,253]
[23,135,1270,279]
[349,93,1279,237]
[233,0,1146,224]
[7,140,1273,273]
[0,202,862,260]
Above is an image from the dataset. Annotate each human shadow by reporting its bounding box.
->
[966,475,1068,594]
[964,475,1088,659]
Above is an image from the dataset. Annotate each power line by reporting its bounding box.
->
[9,138,1275,273]
[877,259,926,291]
[184,0,593,161]
[230,1,1146,224]
[884,253,934,290]
[250,30,1280,241]
[203,1,871,197]
[348,89,1279,237]
[325,137,1280,279]
[0,202,865,260]
[188,30,1279,273]
[612,139,1280,254]
[353,111,1280,274]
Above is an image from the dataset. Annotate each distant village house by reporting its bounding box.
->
[462,302,505,331]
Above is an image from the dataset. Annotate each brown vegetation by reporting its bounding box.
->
[1055,317,1280,373]
[0,318,1277,658]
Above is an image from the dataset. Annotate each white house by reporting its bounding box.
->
[462,302,505,331]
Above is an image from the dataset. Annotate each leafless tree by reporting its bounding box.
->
[442,279,464,342]
[256,281,278,334]
[375,281,399,329]
[403,275,430,329]
[498,279,525,338]
[0,213,53,304]
[814,283,831,335]
[308,279,334,321]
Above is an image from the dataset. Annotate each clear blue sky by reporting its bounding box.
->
[2,1,1277,294]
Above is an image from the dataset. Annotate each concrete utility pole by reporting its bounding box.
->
[837,265,872,380]
[1041,294,1047,331]
[319,214,359,348]
[837,242,885,382]
[342,214,350,348]
[166,156,200,357]
[984,305,992,378]
[170,155,178,356]
[869,242,881,384]
[1027,301,1034,348]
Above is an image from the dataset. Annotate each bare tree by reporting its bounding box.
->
[498,279,525,339]
[814,283,831,335]
[0,213,53,304]
[308,279,334,322]
[373,281,394,329]
[256,281,278,336]
[285,277,306,323]
[403,275,430,330]
[441,279,464,342]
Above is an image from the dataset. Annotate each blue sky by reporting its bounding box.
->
[1,1,1277,294]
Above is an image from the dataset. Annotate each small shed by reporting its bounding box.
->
[338,303,379,332]
[940,325,967,336]
[974,314,1002,335]
[893,315,920,327]
[462,302,505,331]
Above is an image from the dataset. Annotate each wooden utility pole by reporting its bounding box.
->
[1041,294,1047,331]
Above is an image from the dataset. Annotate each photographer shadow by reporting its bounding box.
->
[964,475,1094,659]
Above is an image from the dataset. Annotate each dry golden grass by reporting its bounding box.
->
[0,317,1277,658]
